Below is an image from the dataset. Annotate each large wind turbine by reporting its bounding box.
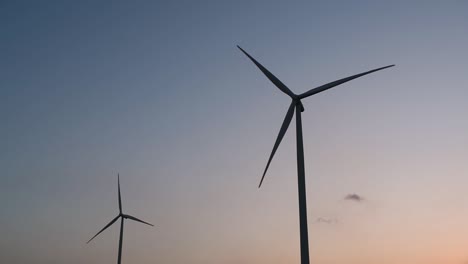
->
[238,45,394,264]
[87,174,154,264]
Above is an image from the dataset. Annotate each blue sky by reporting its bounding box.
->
[2,1,468,263]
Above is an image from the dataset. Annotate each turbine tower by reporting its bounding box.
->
[238,45,394,264]
[87,174,154,264]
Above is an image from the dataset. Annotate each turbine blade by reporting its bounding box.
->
[298,65,395,99]
[238,45,296,99]
[259,101,295,188]
[118,174,122,214]
[86,215,120,244]
[123,214,154,227]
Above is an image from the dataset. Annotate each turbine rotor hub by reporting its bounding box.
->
[294,99,305,112]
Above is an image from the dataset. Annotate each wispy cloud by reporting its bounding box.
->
[344,193,364,202]
[315,217,338,224]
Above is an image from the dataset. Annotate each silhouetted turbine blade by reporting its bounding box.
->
[237,45,297,99]
[87,215,120,244]
[123,214,154,227]
[298,65,395,99]
[118,174,122,214]
[259,101,295,188]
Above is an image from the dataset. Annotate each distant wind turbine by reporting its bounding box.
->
[87,174,153,264]
[238,45,394,264]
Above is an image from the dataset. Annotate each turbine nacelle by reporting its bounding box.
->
[294,99,305,112]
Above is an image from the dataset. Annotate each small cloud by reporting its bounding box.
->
[344,193,364,202]
[315,217,338,224]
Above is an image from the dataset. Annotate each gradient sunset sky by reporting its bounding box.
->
[2,1,468,263]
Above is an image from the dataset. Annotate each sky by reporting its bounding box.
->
[1,1,468,263]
